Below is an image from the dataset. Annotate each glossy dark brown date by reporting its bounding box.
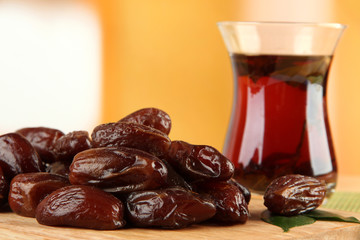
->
[126,187,216,229]
[9,172,69,217]
[69,147,168,193]
[36,185,126,230]
[91,122,171,157]
[263,174,326,216]
[196,181,249,224]
[166,141,234,181]
[119,107,172,135]
[228,178,251,204]
[54,130,92,162]
[16,127,64,163]
[0,133,44,179]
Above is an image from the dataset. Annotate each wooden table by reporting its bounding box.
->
[0,175,359,240]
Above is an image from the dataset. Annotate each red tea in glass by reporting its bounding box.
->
[218,22,345,195]
[223,54,336,194]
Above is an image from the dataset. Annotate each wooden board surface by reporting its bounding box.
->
[0,195,359,240]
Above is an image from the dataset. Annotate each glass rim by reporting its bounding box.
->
[217,21,347,29]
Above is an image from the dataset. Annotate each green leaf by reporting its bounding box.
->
[261,209,360,232]
[260,210,316,232]
[304,210,360,224]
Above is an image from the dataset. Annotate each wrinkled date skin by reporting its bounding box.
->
[54,131,92,162]
[16,127,64,163]
[196,181,249,224]
[36,185,126,230]
[0,133,44,179]
[126,187,216,229]
[166,141,234,182]
[228,178,251,204]
[119,108,172,135]
[9,173,70,217]
[69,147,168,193]
[91,122,171,157]
[264,174,326,216]
[0,167,9,206]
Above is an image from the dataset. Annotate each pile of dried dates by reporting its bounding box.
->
[0,108,251,230]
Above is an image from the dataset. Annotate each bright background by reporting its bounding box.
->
[0,0,359,175]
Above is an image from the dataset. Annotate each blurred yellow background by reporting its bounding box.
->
[94,0,236,147]
[0,0,359,175]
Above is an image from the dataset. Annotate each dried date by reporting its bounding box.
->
[119,107,171,135]
[0,133,44,179]
[263,174,326,216]
[228,178,251,204]
[36,185,126,230]
[54,131,92,162]
[196,181,249,224]
[69,147,168,193]
[91,122,171,157]
[166,141,234,182]
[126,187,216,229]
[16,127,64,163]
[9,173,69,217]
